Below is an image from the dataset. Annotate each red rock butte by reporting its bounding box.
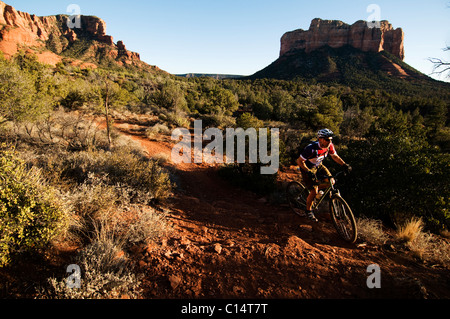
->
[0,0,144,68]
[280,18,405,60]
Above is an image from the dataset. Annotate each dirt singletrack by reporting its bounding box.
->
[114,118,450,299]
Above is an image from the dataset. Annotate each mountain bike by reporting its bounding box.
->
[286,170,358,243]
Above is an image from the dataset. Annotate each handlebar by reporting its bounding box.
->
[294,167,349,182]
[316,170,347,181]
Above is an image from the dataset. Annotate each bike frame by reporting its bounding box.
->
[310,171,345,211]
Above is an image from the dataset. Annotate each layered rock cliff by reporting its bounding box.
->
[280,18,404,60]
[0,1,153,69]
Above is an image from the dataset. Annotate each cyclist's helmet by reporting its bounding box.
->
[317,128,334,139]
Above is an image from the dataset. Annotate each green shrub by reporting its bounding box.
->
[236,113,264,130]
[159,109,190,129]
[198,112,236,129]
[99,147,172,202]
[340,135,450,232]
[0,145,68,266]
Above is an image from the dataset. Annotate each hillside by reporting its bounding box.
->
[249,18,450,93]
[176,73,244,79]
[250,46,449,91]
[2,113,450,301]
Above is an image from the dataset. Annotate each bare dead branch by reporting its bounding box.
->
[429,57,450,77]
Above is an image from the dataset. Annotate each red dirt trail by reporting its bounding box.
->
[113,119,450,300]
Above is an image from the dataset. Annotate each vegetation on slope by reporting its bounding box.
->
[0,48,449,297]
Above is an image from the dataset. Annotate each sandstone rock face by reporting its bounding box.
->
[280,18,404,60]
[117,40,140,61]
[0,0,141,67]
[80,15,114,46]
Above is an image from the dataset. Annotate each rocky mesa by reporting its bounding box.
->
[248,17,427,86]
[280,18,404,60]
[0,1,153,69]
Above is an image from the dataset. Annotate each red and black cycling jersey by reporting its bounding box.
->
[299,141,337,169]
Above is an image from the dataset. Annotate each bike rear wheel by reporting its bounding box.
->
[329,195,357,243]
[286,181,309,217]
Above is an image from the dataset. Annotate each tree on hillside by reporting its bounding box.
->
[150,81,188,112]
[311,95,344,133]
[0,58,51,126]
[206,86,239,116]
[340,105,374,138]
[94,75,129,149]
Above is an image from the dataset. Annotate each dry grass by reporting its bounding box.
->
[125,206,170,245]
[395,217,450,265]
[396,217,424,243]
[356,216,450,266]
[356,217,388,245]
[146,123,170,140]
[407,231,450,265]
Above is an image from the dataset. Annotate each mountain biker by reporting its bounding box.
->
[296,129,351,222]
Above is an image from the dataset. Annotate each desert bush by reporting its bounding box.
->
[125,207,170,245]
[0,145,68,266]
[159,109,190,129]
[40,237,142,299]
[61,147,172,202]
[38,201,168,298]
[236,113,264,130]
[69,173,118,217]
[11,109,109,151]
[149,81,188,111]
[198,112,236,129]
[37,202,168,299]
[0,58,52,124]
[145,123,170,140]
[150,153,170,165]
[413,233,450,265]
[100,147,172,202]
[68,175,168,238]
[406,231,433,261]
[356,217,388,245]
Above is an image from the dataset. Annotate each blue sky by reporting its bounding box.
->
[5,0,450,80]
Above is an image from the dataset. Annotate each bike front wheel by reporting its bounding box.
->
[286,181,309,217]
[329,195,357,243]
